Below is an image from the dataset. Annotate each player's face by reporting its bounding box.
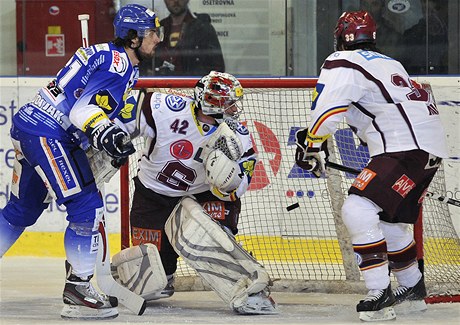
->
[138,29,162,61]
[223,101,242,118]
[164,0,189,16]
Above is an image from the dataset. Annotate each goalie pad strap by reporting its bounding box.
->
[165,196,271,308]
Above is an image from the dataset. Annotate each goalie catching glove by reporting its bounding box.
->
[203,121,243,161]
[88,122,135,159]
[295,128,328,178]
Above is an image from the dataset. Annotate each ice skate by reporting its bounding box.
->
[141,274,175,301]
[393,276,427,313]
[357,284,396,322]
[233,290,278,315]
[61,273,119,319]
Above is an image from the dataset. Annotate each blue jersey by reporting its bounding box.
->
[13,42,139,148]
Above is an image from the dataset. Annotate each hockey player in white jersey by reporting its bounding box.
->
[294,11,448,322]
[112,71,277,315]
[0,4,162,320]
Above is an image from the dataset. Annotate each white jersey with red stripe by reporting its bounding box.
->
[122,92,256,197]
[307,49,448,159]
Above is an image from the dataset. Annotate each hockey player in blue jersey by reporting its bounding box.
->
[0,4,162,320]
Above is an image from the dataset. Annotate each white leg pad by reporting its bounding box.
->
[165,196,277,314]
[111,244,167,299]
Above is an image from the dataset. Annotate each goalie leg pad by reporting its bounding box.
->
[111,243,168,301]
[165,196,278,315]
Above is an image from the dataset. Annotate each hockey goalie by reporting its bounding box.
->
[111,71,277,314]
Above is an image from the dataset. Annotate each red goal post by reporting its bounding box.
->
[120,77,460,303]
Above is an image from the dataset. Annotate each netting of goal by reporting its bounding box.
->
[119,77,460,303]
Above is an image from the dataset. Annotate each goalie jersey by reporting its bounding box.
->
[13,43,139,149]
[307,49,448,159]
[118,92,257,197]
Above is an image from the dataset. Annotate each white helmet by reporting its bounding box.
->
[194,71,244,118]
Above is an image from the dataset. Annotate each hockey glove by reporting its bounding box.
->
[89,123,135,159]
[295,128,327,178]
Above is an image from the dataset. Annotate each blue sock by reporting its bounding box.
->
[0,209,26,257]
[64,222,98,278]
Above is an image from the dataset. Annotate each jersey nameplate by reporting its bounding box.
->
[358,51,393,61]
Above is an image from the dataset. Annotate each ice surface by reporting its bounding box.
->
[1,257,459,324]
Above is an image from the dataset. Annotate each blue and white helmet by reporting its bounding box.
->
[114,4,160,39]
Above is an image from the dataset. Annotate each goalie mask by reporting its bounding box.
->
[194,71,244,119]
[334,10,376,51]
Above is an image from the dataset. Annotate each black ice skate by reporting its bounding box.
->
[393,276,427,313]
[61,261,118,319]
[356,284,396,322]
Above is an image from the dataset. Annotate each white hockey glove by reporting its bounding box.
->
[205,149,244,192]
[89,123,135,159]
[295,128,328,178]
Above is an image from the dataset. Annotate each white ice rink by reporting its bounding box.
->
[1,257,459,325]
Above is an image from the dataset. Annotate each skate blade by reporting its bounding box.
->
[359,306,396,322]
[394,299,427,314]
[61,304,119,320]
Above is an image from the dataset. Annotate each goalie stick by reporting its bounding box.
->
[77,13,146,314]
[325,161,460,208]
[96,217,146,315]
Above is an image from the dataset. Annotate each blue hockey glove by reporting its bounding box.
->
[89,123,135,159]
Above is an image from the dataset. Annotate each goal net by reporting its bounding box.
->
[120,77,460,303]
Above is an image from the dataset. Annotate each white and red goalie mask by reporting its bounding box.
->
[194,71,244,118]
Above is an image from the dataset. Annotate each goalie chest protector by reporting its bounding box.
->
[136,92,251,197]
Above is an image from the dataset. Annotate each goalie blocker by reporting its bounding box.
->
[165,196,278,315]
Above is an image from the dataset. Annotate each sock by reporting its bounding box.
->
[64,222,98,279]
[0,209,26,257]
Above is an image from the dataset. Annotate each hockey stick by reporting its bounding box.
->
[325,161,460,208]
[96,217,146,315]
[78,14,90,47]
[77,13,146,314]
